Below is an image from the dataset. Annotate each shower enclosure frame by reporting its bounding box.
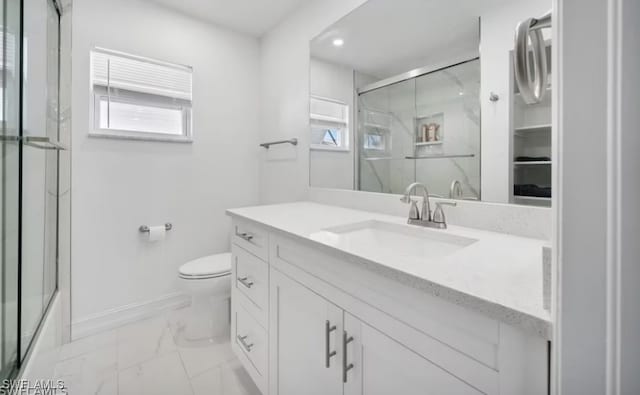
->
[354,56,482,198]
[0,0,63,381]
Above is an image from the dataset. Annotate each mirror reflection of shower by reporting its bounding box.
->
[357,59,481,199]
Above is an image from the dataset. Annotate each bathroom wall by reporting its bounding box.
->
[309,57,354,190]
[71,0,261,336]
[259,0,368,204]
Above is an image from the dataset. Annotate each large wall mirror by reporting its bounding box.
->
[309,0,552,207]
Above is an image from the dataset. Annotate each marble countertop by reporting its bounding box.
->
[227,202,552,339]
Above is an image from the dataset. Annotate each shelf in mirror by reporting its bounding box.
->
[514,124,552,135]
[512,195,551,207]
[362,156,393,161]
[415,141,443,146]
[514,195,551,201]
[364,123,391,130]
[406,153,475,160]
[513,161,551,165]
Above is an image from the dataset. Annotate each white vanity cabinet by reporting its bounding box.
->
[229,217,549,395]
[270,268,484,395]
[343,313,483,395]
[269,268,343,395]
[230,219,271,394]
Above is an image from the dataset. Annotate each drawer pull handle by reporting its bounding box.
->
[237,335,254,352]
[236,231,254,242]
[237,277,254,288]
[325,320,337,368]
[343,331,354,383]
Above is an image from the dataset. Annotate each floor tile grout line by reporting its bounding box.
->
[116,316,180,372]
[175,348,196,395]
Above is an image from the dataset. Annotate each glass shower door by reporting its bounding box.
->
[0,0,22,379]
[358,78,416,194]
[0,0,60,378]
[20,0,60,358]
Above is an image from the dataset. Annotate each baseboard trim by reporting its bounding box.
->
[71,292,190,340]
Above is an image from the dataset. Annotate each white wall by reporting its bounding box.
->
[619,0,640,390]
[480,0,551,203]
[71,0,261,330]
[309,57,354,189]
[259,0,367,204]
[555,0,640,393]
[554,0,607,392]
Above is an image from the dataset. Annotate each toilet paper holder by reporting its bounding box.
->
[139,223,173,233]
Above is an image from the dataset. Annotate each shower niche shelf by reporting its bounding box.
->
[414,113,444,146]
[415,141,443,147]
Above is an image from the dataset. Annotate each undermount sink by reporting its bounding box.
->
[314,220,477,263]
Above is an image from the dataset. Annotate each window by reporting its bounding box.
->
[310,96,349,151]
[364,133,386,151]
[90,48,193,142]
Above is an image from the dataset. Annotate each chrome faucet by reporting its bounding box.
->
[400,182,457,229]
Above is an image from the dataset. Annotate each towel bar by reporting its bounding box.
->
[260,138,298,149]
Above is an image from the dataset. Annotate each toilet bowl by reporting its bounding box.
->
[178,252,231,342]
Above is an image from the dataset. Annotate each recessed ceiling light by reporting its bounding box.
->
[332,38,344,47]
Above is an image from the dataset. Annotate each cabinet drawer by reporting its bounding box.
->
[233,302,268,393]
[233,245,269,325]
[232,219,268,261]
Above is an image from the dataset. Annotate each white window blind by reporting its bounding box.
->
[310,96,347,123]
[91,49,192,100]
[90,48,193,142]
[0,31,17,73]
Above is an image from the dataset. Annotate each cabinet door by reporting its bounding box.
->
[270,268,343,395]
[343,313,484,395]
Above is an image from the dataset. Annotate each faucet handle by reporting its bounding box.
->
[408,200,420,221]
[432,201,457,226]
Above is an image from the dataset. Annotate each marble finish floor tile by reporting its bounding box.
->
[54,346,118,395]
[178,340,235,378]
[58,329,118,361]
[190,367,223,395]
[117,315,177,369]
[53,308,255,395]
[119,352,192,395]
[220,359,261,395]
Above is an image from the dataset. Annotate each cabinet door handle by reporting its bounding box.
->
[342,331,354,383]
[325,320,337,368]
[236,231,254,242]
[237,335,254,352]
[237,276,254,289]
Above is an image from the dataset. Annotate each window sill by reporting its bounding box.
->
[310,145,350,152]
[89,129,193,143]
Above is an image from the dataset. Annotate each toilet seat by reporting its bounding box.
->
[179,252,231,280]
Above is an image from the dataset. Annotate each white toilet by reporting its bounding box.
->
[178,252,232,342]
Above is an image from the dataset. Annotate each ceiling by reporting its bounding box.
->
[147,0,311,36]
[311,0,513,80]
